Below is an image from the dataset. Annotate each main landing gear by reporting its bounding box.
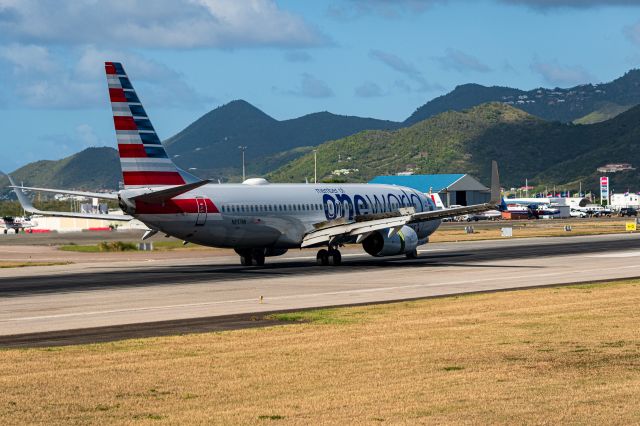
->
[236,248,265,266]
[316,248,342,266]
[406,248,419,259]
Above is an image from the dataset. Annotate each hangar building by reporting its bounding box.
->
[369,174,490,207]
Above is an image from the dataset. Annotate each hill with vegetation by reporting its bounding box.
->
[164,100,400,180]
[405,70,640,125]
[572,102,634,124]
[269,103,640,192]
[7,68,640,194]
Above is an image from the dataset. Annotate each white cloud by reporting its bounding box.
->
[500,0,639,9]
[0,43,58,75]
[284,51,313,63]
[328,0,447,19]
[275,73,334,98]
[0,44,212,109]
[624,21,640,47]
[0,0,326,49]
[75,124,100,148]
[369,49,439,92]
[530,58,595,87]
[435,48,491,73]
[296,73,334,98]
[354,81,385,97]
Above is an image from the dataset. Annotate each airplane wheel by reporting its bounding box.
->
[316,249,329,266]
[3,229,6,234]
[252,253,265,266]
[406,249,418,259]
[240,254,252,266]
[328,249,342,266]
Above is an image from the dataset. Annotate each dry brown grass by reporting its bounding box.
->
[0,261,71,268]
[431,218,635,242]
[2,280,640,424]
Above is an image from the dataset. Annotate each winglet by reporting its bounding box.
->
[7,175,38,213]
[490,160,500,205]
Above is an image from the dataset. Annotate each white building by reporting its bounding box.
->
[611,193,640,209]
[31,215,148,233]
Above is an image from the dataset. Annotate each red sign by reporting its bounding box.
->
[600,177,609,184]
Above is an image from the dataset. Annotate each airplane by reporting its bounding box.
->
[8,61,500,266]
[0,215,36,234]
[499,199,559,219]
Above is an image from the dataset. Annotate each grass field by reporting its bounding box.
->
[431,218,634,242]
[58,240,211,252]
[0,261,71,268]
[2,279,640,424]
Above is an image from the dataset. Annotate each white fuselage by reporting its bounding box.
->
[126,183,441,249]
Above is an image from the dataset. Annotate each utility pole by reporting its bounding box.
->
[313,149,318,184]
[238,146,247,182]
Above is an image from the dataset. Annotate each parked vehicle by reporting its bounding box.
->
[570,208,587,218]
[619,207,638,217]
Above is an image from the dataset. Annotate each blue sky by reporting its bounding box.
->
[2,0,640,172]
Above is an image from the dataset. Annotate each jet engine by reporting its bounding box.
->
[265,248,288,257]
[362,225,418,257]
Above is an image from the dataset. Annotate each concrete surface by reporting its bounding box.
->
[1,233,640,345]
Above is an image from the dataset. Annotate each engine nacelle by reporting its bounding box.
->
[265,248,288,257]
[362,225,418,257]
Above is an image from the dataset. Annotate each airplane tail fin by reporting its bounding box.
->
[105,62,197,189]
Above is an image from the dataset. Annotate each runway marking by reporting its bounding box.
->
[585,251,640,258]
[4,263,640,324]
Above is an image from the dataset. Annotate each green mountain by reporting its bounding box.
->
[269,103,640,192]
[0,147,121,196]
[405,70,640,125]
[165,100,400,180]
[7,69,640,194]
[573,102,634,124]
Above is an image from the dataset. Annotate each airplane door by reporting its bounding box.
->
[195,196,207,226]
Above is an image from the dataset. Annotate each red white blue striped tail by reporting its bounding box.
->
[105,61,188,189]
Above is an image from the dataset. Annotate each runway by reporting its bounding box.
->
[2,233,640,346]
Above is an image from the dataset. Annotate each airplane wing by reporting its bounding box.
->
[8,176,132,222]
[7,185,119,200]
[302,161,500,248]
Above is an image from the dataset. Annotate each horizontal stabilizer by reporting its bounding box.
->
[130,180,211,204]
[8,176,131,222]
[8,185,119,200]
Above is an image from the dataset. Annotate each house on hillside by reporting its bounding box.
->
[369,174,490,207]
